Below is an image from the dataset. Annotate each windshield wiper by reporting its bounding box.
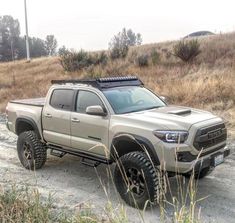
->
[145,106,162,110]
[123,106,162,114]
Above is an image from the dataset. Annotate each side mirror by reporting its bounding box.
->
[86,105,107,116]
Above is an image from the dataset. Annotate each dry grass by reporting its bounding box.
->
[0,32,234,136]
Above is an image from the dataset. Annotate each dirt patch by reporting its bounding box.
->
[0,115,235,222]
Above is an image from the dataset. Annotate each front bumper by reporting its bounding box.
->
[193,146,230,173]
[156,142,230,173]
[154,119,230,173]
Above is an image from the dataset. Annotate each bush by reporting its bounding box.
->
[135,54,149,67]
[173,39,201,62]
[150,49,160,65]
[92,51,108,66]
[60,50,108,72]
[109,45,129,60]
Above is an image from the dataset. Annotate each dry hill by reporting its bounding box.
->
[0,32,234,135]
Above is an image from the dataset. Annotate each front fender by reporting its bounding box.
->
[110,133,160,165]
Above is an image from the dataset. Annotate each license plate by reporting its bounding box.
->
[214,154,224,166]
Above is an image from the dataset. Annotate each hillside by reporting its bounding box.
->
[0,32,235,135]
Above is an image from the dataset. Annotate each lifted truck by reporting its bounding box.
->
[6,76,230,208]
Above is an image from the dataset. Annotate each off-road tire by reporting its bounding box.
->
[17,131,47,170]
[183,166,210,179]
[114,151,165,209]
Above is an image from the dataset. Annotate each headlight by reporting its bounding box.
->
[153,130,188,143]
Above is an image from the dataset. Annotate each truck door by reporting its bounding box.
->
[42,89,74,147]
[70,90,109,158]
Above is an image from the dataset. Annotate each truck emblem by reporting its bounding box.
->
[208,129,222,139]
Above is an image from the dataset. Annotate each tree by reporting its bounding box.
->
[16,37,47,59]
[45,35,57,56]
[58,45,70,56]
[0,15,20,61]
[109,28,143,59]
[0,15,58,61]
[126,29,142,46]
[30,37,47,58]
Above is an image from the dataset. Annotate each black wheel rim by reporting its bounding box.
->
[126,167,145,196]
[23,142,33,160]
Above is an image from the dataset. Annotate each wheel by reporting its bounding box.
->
[114,151,166,209]
[17,131,47,170]
[182,167,211,179]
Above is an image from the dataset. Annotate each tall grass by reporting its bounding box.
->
[0,185,130,223]
[91,144,204,223]
[0,155,204,222]
[0,186,54,222]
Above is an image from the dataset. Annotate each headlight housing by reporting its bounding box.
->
[153,130,188,143]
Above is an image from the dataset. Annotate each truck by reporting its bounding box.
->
[6,76,230,208]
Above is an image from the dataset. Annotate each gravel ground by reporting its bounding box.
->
[0,115,235,222]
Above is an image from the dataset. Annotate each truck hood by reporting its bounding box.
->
[120,105,218,131]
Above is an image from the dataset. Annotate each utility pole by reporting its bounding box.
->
[24,0,30,61]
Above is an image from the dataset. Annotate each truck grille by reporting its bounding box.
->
[193,123,227,150]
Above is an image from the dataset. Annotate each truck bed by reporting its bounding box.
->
[10,98,45,107]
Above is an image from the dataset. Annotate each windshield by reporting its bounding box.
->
[103,86,166,114]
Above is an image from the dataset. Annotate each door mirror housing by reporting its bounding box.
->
[86,105,107,116]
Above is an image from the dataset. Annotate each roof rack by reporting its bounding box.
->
[51,76,144,89]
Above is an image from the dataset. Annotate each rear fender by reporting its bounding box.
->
[15,117,41,139]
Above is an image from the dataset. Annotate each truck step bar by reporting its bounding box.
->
[81,158,101,167]
[50,149,67,158]
[47,144,112,165]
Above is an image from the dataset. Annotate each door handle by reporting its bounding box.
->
[71,118,80,123]
[45,113,52,118]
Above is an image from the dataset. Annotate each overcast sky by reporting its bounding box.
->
[1,0,235,51]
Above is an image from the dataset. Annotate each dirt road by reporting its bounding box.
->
[0,115,235,222]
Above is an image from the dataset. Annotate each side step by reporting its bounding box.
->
[50,149,67,158]
[81,158,101,167]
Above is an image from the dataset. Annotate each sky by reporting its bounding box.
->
[1,0,235,51]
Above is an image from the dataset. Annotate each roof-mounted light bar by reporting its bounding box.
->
[51,76,144,89]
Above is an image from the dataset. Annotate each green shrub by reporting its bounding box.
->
[150,49,160,65]
[60,50,108,72]
[173,39,201,62]
[135,54,149,67]
[92,51,108,66]
[109,45,129,60]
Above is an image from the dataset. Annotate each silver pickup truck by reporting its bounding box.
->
[6,76,230,208]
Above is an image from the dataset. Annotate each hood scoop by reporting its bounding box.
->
[168,109,192,116]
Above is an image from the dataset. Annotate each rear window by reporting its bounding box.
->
[50,89,74,111]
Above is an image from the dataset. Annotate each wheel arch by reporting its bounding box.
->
[15,117,41,139]
[110,133,160,165]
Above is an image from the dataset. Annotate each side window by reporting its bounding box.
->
[50,89,74,111]
[76,91,104,113]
